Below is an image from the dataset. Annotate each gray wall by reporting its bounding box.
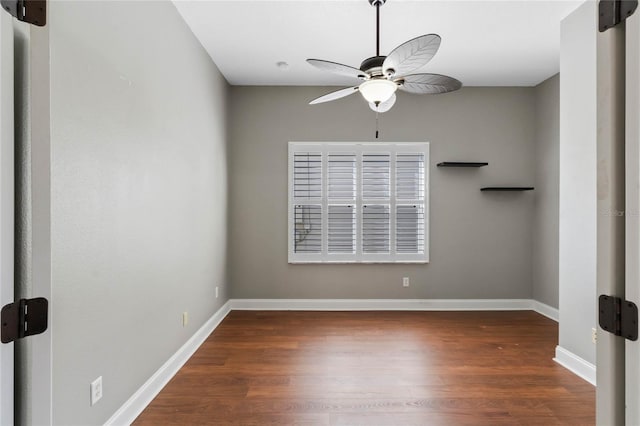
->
[532,74,560,308]
[229,86,536,300]
[559,1,597,365]
[49,1,229,424]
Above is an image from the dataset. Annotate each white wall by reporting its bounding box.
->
[558,1,597,366]
[49,1,229,424]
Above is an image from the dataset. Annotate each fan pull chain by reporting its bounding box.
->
[375,110,380,139]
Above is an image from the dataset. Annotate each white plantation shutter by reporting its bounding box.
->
[292,152,322,257]
[328,153,356,199]
[289,142,428,263]
[395,153,425,256]
[362,205,390,253]
[362,153,390,199]
[396,205,425,254]
[293,205,322,253]
[327,153,356,256]
[328,205,356,254]
[362,153,391,257]
[396,153,425,200]
[293,153,322,198]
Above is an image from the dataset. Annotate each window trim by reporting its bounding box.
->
[288,142,429,264]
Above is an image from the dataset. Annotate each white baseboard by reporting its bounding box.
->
[230,298,538,311]
[231,299,558,320]
[531,300,559,322]
[105,300,232,426]
[554,345,596,386]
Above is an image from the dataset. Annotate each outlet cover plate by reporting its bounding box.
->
[90,376,102,406]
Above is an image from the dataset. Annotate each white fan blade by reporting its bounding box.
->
[369,93,396,113]
[398,73,462,94]
[383,34,441,77]
[307,59,368,80]
[309,87,359,105]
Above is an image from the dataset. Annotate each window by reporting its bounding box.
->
[288,142,429,263]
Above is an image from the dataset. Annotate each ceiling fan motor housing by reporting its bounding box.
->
[360,56,386,76]
[305,0,461,109]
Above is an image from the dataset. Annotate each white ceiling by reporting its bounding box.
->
[174,0,584,87]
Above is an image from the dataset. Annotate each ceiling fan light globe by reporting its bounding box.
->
[358,79,398,104]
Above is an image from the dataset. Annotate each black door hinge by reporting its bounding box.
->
[1,297,48,344]
[0,0,45,27]
[600,0,638,32]
[599,295,638,341]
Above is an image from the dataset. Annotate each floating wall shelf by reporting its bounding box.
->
[481,187,534,191]
[437,162,488,168]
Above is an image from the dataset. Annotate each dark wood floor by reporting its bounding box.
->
[134,311,595,425]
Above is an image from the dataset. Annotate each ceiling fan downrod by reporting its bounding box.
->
[369,0,386,57]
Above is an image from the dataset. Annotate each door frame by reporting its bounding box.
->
[0,11,14,426]
[9,9,52,425]
[596,15,626,425]
[626,8,640,425]
[596,1,640,424]
[27,17,52,426]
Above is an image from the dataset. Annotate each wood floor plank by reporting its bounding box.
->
[133,311,595,425]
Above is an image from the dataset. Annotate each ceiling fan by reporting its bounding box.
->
[307,0,462,113]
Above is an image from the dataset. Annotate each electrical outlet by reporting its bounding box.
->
[592,327,597,344]
[182,312,188,327]
[403,277,410,287]
[215,286,219,299]
[90,376,102,406]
